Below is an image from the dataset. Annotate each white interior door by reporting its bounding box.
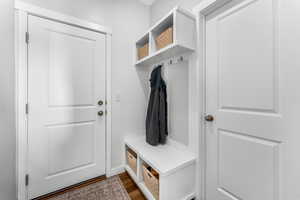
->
[205,0,288,199]
[27,15,106,199]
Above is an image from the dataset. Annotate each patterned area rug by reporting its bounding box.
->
[49,176,131,200]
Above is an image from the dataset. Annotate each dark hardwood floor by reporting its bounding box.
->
[33,172,146,200]
[119,172,147,200]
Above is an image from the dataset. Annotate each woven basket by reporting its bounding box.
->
[155,27,173,50]
[142,165,159,200]
[127,150,137,173]
[137,43,149,60]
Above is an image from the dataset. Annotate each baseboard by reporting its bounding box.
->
[107,165,125,177]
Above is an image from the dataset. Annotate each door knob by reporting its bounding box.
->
[205,115,214,122]
[98,111,104,116]
[98,100,104,106]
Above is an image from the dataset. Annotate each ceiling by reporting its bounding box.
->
[138,0,157,5]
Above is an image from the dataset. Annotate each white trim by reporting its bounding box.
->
[193,0,218,13]
[105,34,113,178]
[107,166,125,177]
[15,1,112,35]
[184,193,197,200]
[195,12,206,200]
[138,0,157,6]
[15,4,112,200]
[15,9,29,200]
[193,1,233,200]
[193,0,232,15]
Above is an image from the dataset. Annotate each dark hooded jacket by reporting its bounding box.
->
[146,65,168,146]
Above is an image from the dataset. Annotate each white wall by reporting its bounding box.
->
[110,1,150,169]
[19,0,151,170]
[150,0,202,25]
[0,0,16,199]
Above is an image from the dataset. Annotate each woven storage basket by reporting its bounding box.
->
[155,27,173,50]
[127,150,137,173]
[137,43,149,60]
[142,165,159,200]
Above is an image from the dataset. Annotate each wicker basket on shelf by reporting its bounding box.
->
[155,27,173,50]
[126,149,137,173]
[142,164,159,200]
[137,43,149,60]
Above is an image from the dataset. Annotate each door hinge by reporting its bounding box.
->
[25,174,29,186]
[25,103,29,114]
[25,32,29,44]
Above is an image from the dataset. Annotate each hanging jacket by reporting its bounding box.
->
[146,65,168,146]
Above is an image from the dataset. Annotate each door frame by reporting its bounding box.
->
[15,2,112,200]
[192,1,233,199]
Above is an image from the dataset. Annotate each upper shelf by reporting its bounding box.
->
[135,7,196,66]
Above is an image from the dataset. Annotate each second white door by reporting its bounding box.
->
[27,15,107,199]
[205,0,286,199]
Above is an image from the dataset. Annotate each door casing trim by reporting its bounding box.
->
[192,0,233,199]
[15,3,112,200]
[15,1,112,35]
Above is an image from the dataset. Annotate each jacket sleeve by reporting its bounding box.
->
[159,86,168,144]
[146,89,160,146]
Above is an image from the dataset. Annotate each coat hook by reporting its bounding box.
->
[175,56,184,63]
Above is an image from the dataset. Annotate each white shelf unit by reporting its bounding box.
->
[135,6,196,66]
[124,137,196,200]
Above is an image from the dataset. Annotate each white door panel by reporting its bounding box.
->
[218,130,279,200]
[205,0,282,199]
[48,31,95,106]
[47,122,95,175]
[28,15,106,199]
[217,0,277,113]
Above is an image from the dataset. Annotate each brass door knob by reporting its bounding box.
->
[205,115,214,122]
[98,111,104,116]
[98,100,104,106]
